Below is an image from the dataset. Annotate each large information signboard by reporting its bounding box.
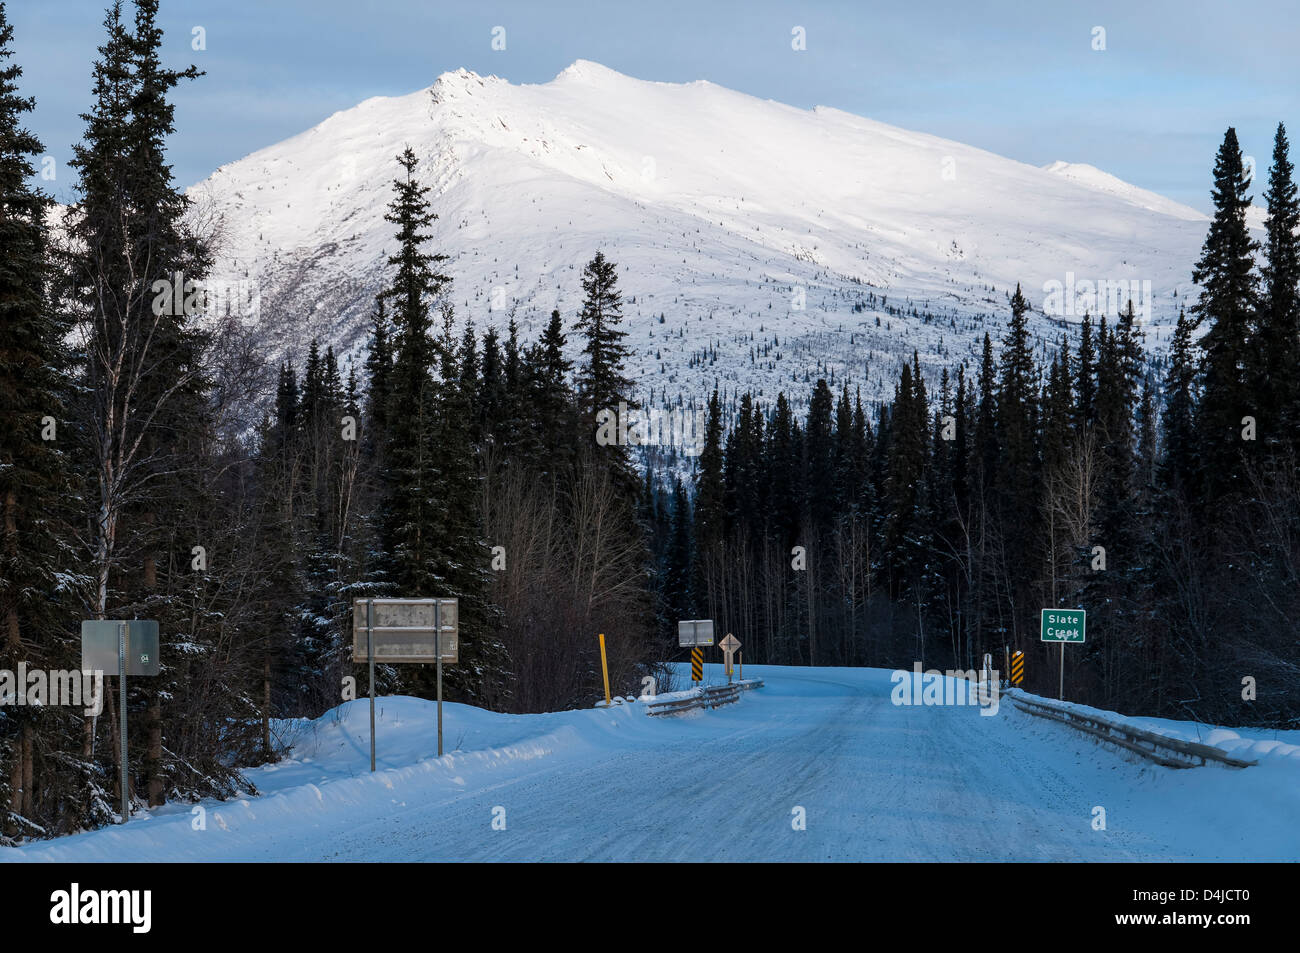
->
[352,598,458,663]
[352,597,459,767]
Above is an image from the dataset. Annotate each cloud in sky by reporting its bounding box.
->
[12,0,1298,212]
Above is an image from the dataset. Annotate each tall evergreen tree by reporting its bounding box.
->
[664,478,694,622]
[1257,123,1300,443]
[1160,308,1198,493]
[363,296,392,466]
[1190,127,1260,499]
[378,146,448,593]
[0,1,76,838]
[1076,312,1096,430]
[576,250,636,457]
[525,308,575,474]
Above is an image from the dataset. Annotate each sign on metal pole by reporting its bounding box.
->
[690,647,703,684]
[718,633,741,684]
[1040,609,1086,643]
[677,619,715,648]
[82,620,160,675]
[352,598,458,769]
[1041,609,1085,700]
[81,620,160,824]
[1010,650,1024,686]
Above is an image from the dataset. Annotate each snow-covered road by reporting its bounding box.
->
[4,665,1297,861]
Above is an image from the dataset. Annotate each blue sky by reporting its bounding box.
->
[12,0,1298,212]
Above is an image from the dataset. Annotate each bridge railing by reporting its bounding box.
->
[1007,689,1256,769]
[644,679,763,716]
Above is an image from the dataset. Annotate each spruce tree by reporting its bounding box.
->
[1076,312,1096,430]
[994,285,1041,631]
[1191,127,1260,498]
[576,250,636,450]
[363,296,392,466]
[525,308,575,474]
[1257,123,1300,444]
[0,1,76,838]
[805,379,836,532]
[1160,308,1198,492]
[378,146,448,592]
[665,478,694,622]
[694,388,726,548]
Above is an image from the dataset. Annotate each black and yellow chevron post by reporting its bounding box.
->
[1011,650,1024,686]
[691,647,703,683]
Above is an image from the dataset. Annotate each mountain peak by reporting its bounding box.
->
[429,66,505,104]
[1042,160,1205,221]
[553,59,628,84]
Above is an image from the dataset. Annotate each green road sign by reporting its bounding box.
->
[1041,609,1086,643]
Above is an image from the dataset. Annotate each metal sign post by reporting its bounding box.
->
[1040,609,1086,701]
[367,599,375,772]
[118,622,128,823]
[82,619,161,824]
[719,633,741,684]
[436,600,443,757]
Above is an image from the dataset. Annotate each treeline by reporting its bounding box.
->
[646,124,1300,729]
[0,2,656,841]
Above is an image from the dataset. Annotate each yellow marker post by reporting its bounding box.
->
[598,633,611,706]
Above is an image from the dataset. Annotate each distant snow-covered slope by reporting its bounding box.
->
[189,60,1221,409]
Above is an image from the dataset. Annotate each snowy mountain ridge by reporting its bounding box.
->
[188,60,1225,407]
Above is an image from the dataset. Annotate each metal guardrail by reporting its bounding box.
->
[1007,690,1256,769]
[645,679,762,716]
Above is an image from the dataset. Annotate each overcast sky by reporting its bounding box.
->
[12,0,1298,212]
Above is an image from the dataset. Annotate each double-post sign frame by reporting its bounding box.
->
[352,598,458,770]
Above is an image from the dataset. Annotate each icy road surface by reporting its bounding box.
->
[4,665,1297,862]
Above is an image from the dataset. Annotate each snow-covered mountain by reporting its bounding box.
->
[189,60,1221,408]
